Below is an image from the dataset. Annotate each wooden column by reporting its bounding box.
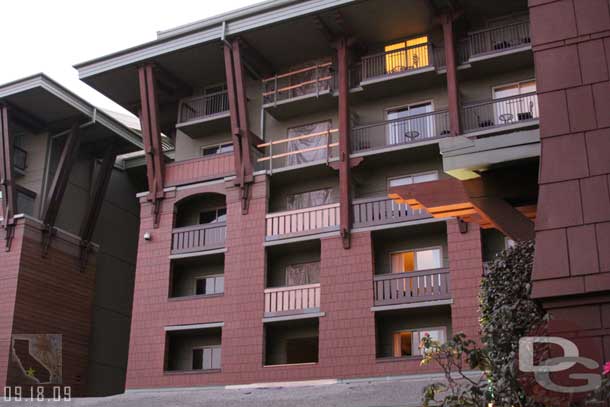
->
[442,14,461,136]
[41,123,81,229]
[0,104,16,249]
[138,63,165,226]
[224,38,254,214]
[337,37,352,249]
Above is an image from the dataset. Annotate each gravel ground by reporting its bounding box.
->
[1,372,477,407]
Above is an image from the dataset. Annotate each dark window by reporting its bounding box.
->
[192,349,203,370]
[285,337,318,364]
[194,276,224,296]
[202,143,234,156]
[199,207,227,224]
[195,279,206,295]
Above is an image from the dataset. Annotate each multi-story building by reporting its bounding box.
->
[0,74,151,396]
[72,0,609,391]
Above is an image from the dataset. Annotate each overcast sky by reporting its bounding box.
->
[0,0,260,114]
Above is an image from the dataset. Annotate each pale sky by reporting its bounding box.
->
[0,0,260,114]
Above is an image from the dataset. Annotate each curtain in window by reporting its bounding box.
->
[286,262,320,286]
[287,121,331,165]
[287,188,332,210]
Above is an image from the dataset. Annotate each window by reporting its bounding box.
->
[393,327,447,357]
[388,171,438,188]
[384,36,429,74]
[199,207,227,224]
[192,346,221,370]
[194,275,224,296]
[386,102,434,144]
[286,120,332,166]
[201,142,234,156]
[285,262,320,286]
[286,188,332,210]
[492,80,538,125]
[390,247,442,273]
[1,187,36,217]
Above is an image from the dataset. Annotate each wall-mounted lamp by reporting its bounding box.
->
[143,232,152,241]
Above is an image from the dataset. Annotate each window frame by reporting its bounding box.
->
[193,274,225,296]
[387,170,439,191]
[393,326,448,357]
[388,245,443,273]
[198,206,227,225]
[191,345,222,370]
[286,187,334,210]
[284,261,321,286]
[200,142,234,157]
[491,78,537,99]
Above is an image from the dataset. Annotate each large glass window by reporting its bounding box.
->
[286,188,333,210]
[388,171,439,188]
[492,80,538,125]
[393,327,447,357]
[386,102,434,144]
[191,346,221,370]
[201,142,234,156]
[384,36,429,74]
[286,120,332,166]
[285,262,320,286]
[199,207,227,224]
[390,247,442,273]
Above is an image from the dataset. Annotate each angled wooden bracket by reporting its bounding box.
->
[40,122,81,254]
[79,240,94,272]
[1,104,17,251]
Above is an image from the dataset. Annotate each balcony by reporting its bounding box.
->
[461,20,531,63]
[13,146,27,174]
[164,152,234,187]
[352,197,431,229]
[171,223,226,255]
[351,110,450,155]
[257,128,339,172]
[264,283,321,318]
[265,203,339,241]
[176,91,230,137]
[461,92,539,135]
[373,268,451,307]
[262,62,336,120]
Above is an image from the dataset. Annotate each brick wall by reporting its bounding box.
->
[1,217,96,396]
[529,0,610,363]
[125,177,481,389]
[446,219,483,340]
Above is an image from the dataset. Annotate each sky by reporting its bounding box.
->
[0,0,260,115]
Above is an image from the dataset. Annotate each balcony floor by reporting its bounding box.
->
[176,112,231,138]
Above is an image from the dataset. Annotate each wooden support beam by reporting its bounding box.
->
[469,196,535,241]
[232,39,254,186]
[238,38,274,79]
[0,104,16,250]
[337,37,352,249]
[224,42,244,187]
[314,15,335,43]
[138,64,165,227]
[41,123,81,229]
[79,143,118,244]
[441,13,461,136]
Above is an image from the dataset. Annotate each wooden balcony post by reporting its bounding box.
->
[0,104,16,250]
[441,13,461,136]
[337,37,352,249]
[137,63,165,227]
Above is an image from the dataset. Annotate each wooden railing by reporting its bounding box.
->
[462,92,539,133]
[264,283,321,316]
[352,110,450,153]
[257,128,339,171]
[178,90,229,124]
[265,203,340,240]
[361,42,433,81]
[164,153,234,186]
[262,62,334,105]
[171,223,226,254]
[463,20,531,59]
[352,197,430,228]
[13,146,27,172]
[373,268,451,306]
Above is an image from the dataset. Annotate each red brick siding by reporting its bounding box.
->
[530,0,610,362]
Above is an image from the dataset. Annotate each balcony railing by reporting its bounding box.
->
[462,92,539,133]
[264,283,321,317]
[13,146,27,172]
[464,20,531,60]
[352,197,430,228]
[361,42,435,82]
[352,110,450,153]
[265,203,340,240]
[177,91,229,124]
[262,62,334,105]
[171,223,227,255]
[373,268,451,307]
[164,153,234,187]
[257,128,339,171]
